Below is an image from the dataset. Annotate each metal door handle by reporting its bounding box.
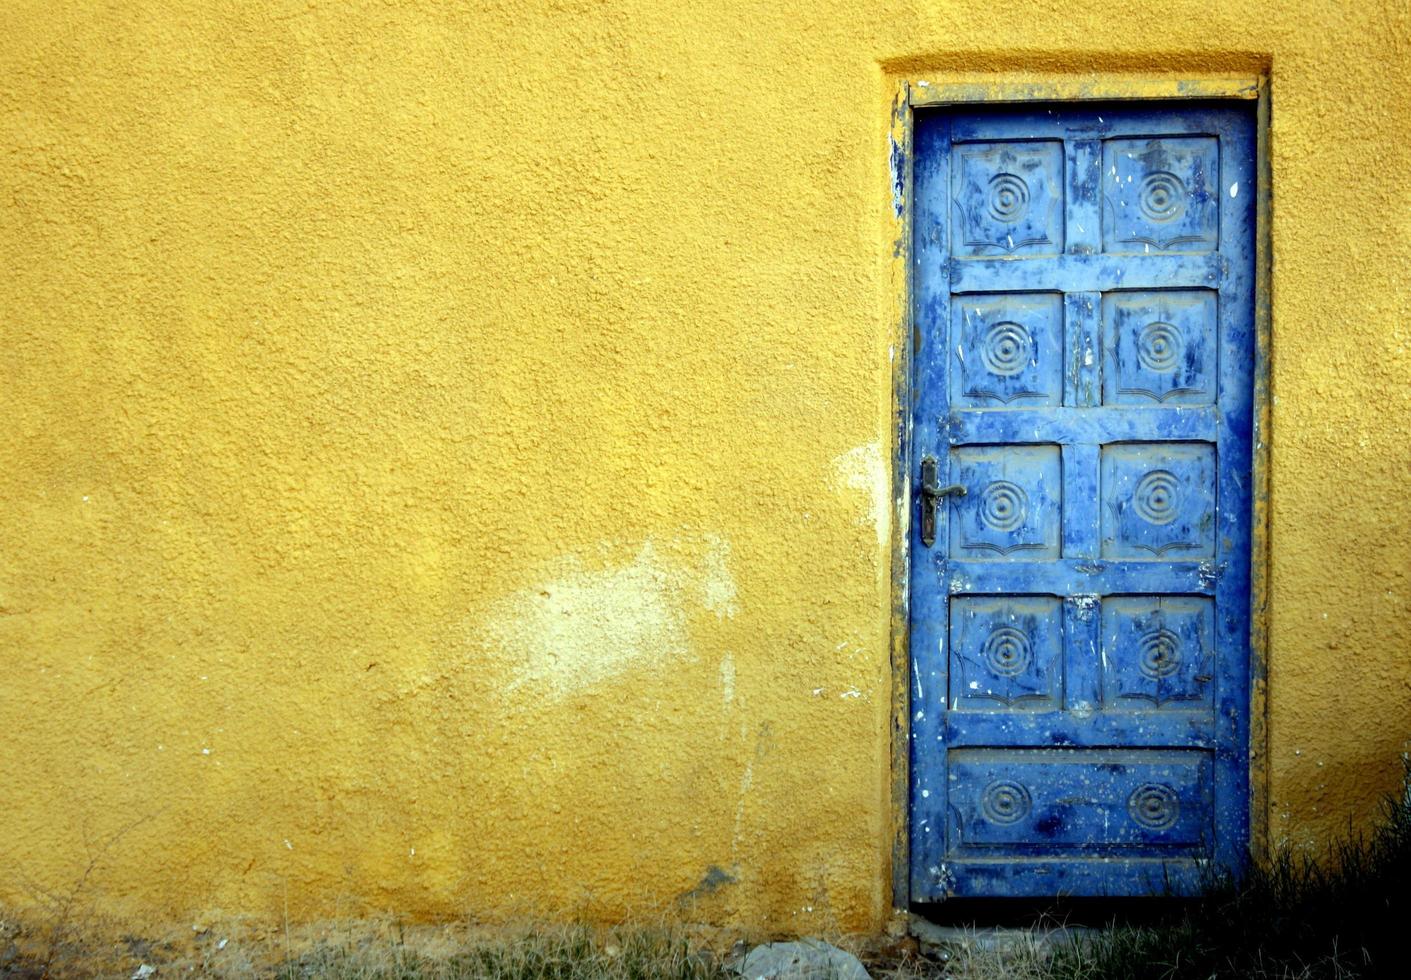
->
[919,456,965,547]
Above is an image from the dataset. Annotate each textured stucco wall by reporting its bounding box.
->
[1,0,1408,935]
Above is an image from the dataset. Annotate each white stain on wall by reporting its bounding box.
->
[832,441,890,550]
[732,759,754,857]
[719,652,736,706]
[486,541,690,700]
[700,533,740,618]
[478,535,739,700]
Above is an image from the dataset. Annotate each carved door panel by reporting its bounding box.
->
[909,101,1256,899]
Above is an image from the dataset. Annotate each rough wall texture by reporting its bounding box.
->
[1,0,1408,936]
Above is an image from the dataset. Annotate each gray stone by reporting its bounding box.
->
[734,939,871,980]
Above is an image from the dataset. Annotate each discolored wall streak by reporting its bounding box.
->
[1,0,1408,935]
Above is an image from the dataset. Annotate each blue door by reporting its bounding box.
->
[909,102,1256,899]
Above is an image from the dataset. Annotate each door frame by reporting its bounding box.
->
[885,73,1274,909]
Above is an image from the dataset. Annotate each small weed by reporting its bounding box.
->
[6,813,153,979]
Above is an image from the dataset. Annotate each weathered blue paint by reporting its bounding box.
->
[909,101,1256,900]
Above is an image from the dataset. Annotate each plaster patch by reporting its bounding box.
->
[485,541,690,700]
[720,653,736,706]
[700,533,740,618]
[831,441,889,550]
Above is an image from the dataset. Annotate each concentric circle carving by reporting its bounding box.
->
[1138,627,1182,679]
[1136,321,1183,372]
[981,780,1032,825]
[978,481,1027,532]
[1138,171,1187,222]
[979,320,1032,376]
[981,626,1032,677]
[987,172,1030,223]
[1133,470,1180,525]
[1128,783,1180,831]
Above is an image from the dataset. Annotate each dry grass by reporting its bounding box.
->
[0,914,1051,979]
[0,917,737,979]
[3,759,1406,979]
[0,915,960,979]
[272,923,730,980]
[899,933,1052,980]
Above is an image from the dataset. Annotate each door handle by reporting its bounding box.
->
[919,455,965,548]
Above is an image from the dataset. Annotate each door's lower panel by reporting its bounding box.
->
[939,748,1215,898]
[947,748,1213,850]
[935,856,1208,898]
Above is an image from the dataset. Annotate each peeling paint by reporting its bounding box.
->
[889,134,906,218]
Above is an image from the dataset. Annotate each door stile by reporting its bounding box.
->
[908,111,953,899]
[1211,113,1257,877]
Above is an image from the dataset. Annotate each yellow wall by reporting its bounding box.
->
[1,0,1408,936]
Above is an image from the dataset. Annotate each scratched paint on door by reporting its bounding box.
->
[909,101,1256,899]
